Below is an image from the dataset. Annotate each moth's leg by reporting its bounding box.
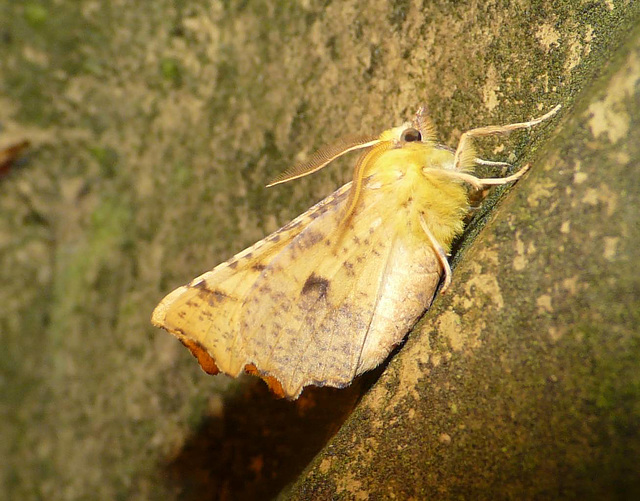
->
[419,213,452,293]
[429,163,531,190]
[474,158,511,168]
[472,163,531,186]
[454,105,561,170]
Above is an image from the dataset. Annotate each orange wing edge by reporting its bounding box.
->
[152,297,287,397]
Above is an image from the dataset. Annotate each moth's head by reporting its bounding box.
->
[377,109,476,172]
[379,123,426,145]
[379,107,438,149]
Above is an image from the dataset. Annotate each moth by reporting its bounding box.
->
[152,105,560,399]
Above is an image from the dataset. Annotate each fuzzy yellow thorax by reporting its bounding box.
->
[362,138,469,253]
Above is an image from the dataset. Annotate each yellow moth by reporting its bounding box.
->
[152,105,560,399]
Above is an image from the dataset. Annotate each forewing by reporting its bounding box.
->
[239,183,442,398]
[151,184,351,379]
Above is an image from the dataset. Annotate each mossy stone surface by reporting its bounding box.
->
[1,1,638,499]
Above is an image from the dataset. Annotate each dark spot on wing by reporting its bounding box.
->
[213,290,230,300]
[299,230,325,249]
[301,273,330,299]
[191,280,230,301]
[208,289,231,305]
[252,263,266,271]
[343,261,355,276]
[285,220,302,231]
[191,279,207,289]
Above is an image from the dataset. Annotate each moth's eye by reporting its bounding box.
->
[400,128,422,142]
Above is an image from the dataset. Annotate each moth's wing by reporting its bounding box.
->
[240,182,443,398]
[151,184,352,385]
